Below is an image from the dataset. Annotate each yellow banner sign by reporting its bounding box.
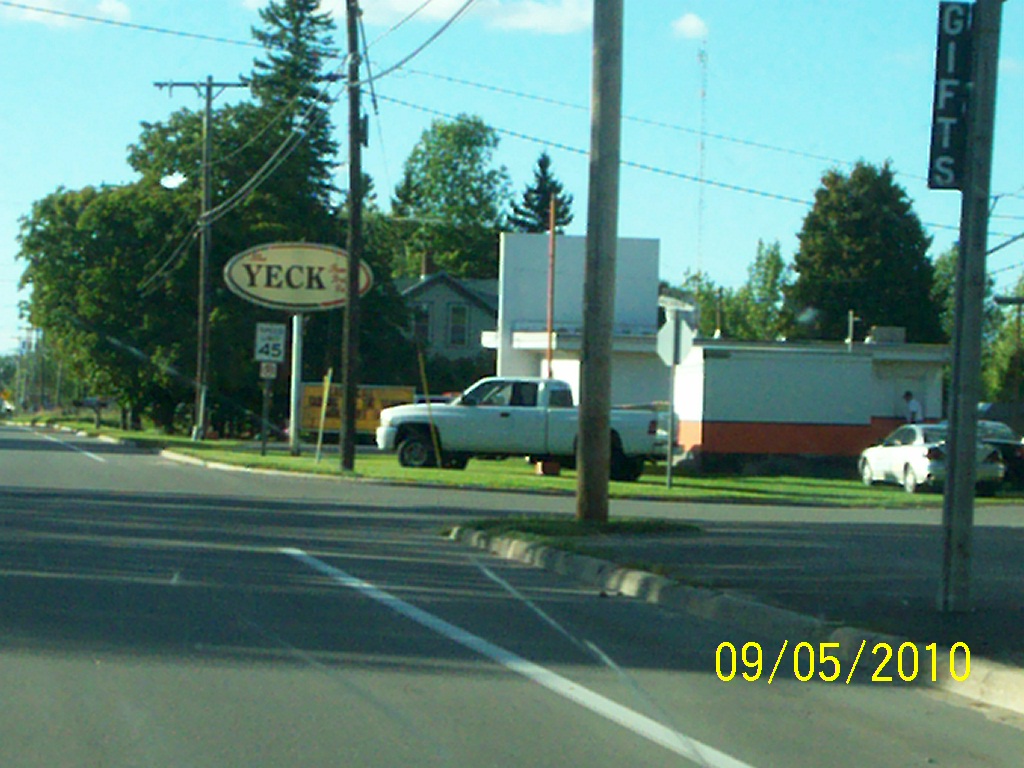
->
[301,383,415,434]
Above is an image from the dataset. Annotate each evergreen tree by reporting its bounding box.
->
[507,152,574,233]
[248,0,340,217]
[786,161,943,342]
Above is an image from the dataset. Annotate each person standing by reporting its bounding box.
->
[903,390,922,423]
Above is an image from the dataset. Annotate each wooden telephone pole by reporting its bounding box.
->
[939,0,1005,613]
[340,0,364,471]
[576,0,624,523]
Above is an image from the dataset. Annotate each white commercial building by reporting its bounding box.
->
[485,233,949,464]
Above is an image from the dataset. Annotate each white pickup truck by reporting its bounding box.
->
[375,377,664,481]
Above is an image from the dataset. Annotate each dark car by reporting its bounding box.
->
[938,419,1024,489]
[977,420,1024,489]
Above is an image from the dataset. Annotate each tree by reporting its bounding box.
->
[786,161,943,342]
[123,1,346,432]
[507,151,574,233]
[729,240,792,341]
[391,115,511,278]
[987,275,1024,406]
[248,0,340,215]
[16,184,194,427]
[930,244,1007,394]
[661,271,726,339]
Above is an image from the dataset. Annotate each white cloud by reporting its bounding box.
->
[999,56,1024,77]
[488,0,590,35]
[96,0,129,22]
[671,12,707,40]
[241,0,265,11]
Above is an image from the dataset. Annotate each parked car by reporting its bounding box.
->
[859,423,1005,494]
[958,420,1024,489]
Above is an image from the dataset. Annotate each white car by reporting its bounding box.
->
[859,423,1005,494]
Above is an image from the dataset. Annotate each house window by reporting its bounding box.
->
[413,303,432,346]
[448,304,468,347]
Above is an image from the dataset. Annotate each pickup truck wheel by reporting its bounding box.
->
[610,447,645,482]
[398,433,437,468]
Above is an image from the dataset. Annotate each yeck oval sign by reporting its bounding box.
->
[223,242,373,312]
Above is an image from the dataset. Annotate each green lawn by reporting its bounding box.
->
[17,413,1022,508]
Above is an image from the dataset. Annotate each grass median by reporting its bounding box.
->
[16,414,1022,508]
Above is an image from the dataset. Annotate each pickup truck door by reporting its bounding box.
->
[464,381,547,455]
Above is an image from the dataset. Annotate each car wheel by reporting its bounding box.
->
[903,466,919,494]
[860,459,875,486]
[976,482,999,498]
[398,433,436,468]
[609,446,644,482]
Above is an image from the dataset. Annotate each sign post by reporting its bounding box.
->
[657,309,694,489]
[254,326,285,457]
[315,368,333,464]
[931,0,1004,613]
[258,362,277,456]
[289,314,303,456]
[225,243,374,460]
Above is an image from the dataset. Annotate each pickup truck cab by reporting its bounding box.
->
[375,377,664,481]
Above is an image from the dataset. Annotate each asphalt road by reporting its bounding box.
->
[2,424,1023,768]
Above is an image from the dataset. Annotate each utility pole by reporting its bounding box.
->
[576,0,623,524]
[155,76,247,440]
[546,196,557,377]
[340,0,364,471]
[939,0,1004,613]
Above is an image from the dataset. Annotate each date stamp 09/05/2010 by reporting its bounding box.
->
[715,640,971,685]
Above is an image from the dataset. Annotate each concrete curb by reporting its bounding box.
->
[450,526,1024,718]
[158,448,345,481]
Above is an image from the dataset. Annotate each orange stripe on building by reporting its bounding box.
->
[677,417,908,457]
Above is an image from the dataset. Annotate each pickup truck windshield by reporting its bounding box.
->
[458,380,538,407]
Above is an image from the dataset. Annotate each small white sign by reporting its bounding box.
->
[259,362,279,380]
[255,323,287,363]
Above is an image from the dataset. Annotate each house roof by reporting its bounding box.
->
[396,272,499,316]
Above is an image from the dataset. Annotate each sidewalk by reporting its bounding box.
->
[452,515,1024,716]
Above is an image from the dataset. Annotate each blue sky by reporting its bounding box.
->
[1,0,1022,355]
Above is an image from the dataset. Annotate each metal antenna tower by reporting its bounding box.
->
[697,39,708,275]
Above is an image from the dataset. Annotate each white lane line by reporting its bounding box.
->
[37,430,106,463]
[282,547,757,768]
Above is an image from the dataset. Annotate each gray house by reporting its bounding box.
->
[394,272,498,360]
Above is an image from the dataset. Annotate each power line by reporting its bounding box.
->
[0,0,264,49]
[988,231,1024,257]
[363,0,441,50]
[138,2,475,241]
[402,67,867,171]
[6,0,952,184]
[138,219,200,294]
[203,1,478,226]
[377,94,829,207]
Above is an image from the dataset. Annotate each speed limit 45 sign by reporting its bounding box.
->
[254,322,287,363]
